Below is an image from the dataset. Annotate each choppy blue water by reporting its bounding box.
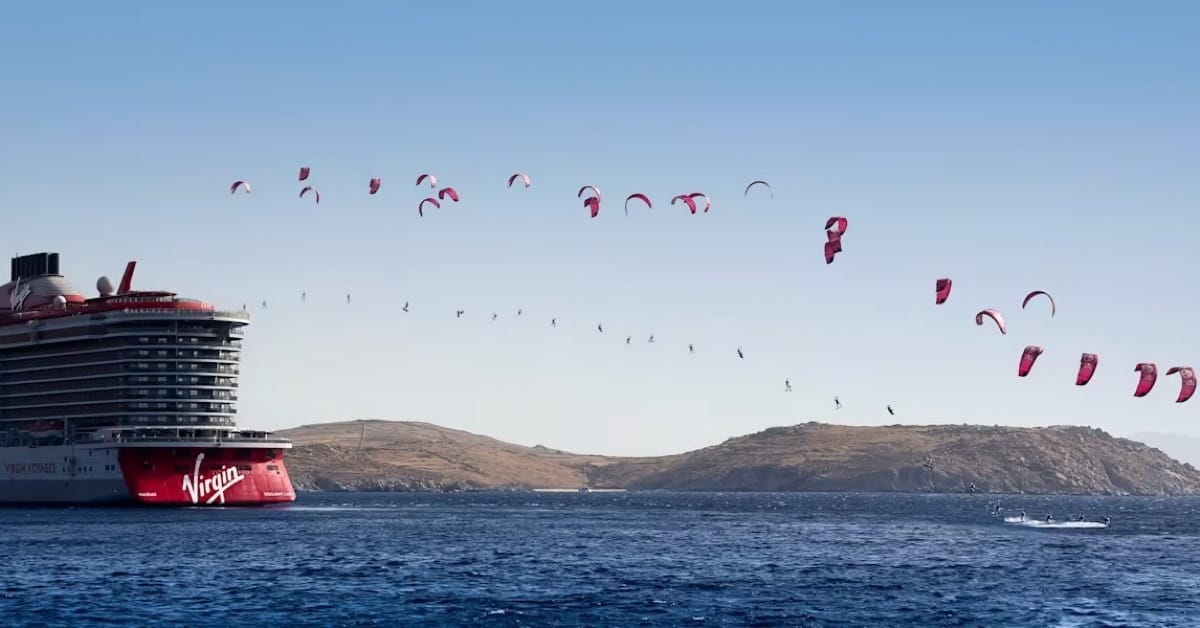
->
[1,491,1198,626]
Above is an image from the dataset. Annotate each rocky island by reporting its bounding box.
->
[280,420,1200,496]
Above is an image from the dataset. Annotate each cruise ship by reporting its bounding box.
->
[0,252,295,505]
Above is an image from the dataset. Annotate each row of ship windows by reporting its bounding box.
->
[131,402,233,411]
[0,404,236,419]
[0,376,237,394]
[135,336,241,347]
[130,349,238,359]
[89,416,236,426]
[0,390,235,404]
[1,351,238,370]
[0,359,239,377]
[2,333,240,352]
[0,325,242,347]
[0,364,237,382]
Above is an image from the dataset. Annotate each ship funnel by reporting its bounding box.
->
[10,252,59,280]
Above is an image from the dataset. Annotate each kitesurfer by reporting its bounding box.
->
[492,313,498,321]
[551,318,557,327]
[689,344,695,354]
[785,379,792,392]
[834,397,842,409]
[626,336,631,345]
[346,293,351,304]
[1019,510,1026,521]
[457,310,464,318]
[737,347,744,359]
[887,405,894,416]
[1045,514,1054,522]
[597,323,603,333]
[648,334,655,343]
[1103,517,1111,526]
[402,302,409,312]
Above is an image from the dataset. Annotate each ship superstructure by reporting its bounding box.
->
[0,252,295,505]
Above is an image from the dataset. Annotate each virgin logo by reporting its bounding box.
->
[9,278,31,312]
[181,452,245,504]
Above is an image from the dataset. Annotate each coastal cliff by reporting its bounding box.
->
[279,420,1200,496]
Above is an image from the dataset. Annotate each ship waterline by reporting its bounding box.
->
[0,252,295,505]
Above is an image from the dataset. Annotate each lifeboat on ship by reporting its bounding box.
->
[28,420,64,439]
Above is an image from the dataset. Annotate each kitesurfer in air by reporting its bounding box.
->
[492,313,498,321]
[834,397,842,409]
[689,344,695,354]
[402,302,409,312]
[517,309,522,316]
[737,347,744,359]
[598,323,603,333]
[457,310,464,318]
[785,380,792,392]
[887,405,894,416]
[551,318,557,327]
[626,336,631,345]
[648,334,655,343]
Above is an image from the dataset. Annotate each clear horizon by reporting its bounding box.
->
[2,1,1197,456]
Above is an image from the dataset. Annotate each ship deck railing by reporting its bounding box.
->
[9,308,251,324]
[71,433,292,446]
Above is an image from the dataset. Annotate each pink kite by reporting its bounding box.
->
[935,278,952,305]
[230,180,250,194]
[824,234,843,264]
[437,187,459,202]
[825,216,848,235]
[577,185,601,201]
[416,173,437,188]
[1166,367,1196,403]
[369,178,382,195]
[975,309,1006,335]
[624,193,651,215]
[686,192,711,213]
[744,180,773,199]
[1018,345,1043,377]
[671,194,697,214]
[1076,353,1098,386]
[584,196,600,218]
[299,186,320,204]
[507,173,531,188]
[1022,290,1056,317]
[298,167,310,181]
[418,197,440,217]
[1133,363,1157,397]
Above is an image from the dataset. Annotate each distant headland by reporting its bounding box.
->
[279,420,1200,496]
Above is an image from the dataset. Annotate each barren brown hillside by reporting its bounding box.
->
[279,420,1200,495]
[280,420,614,491]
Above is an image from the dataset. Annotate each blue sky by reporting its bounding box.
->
[1,1,1197,455]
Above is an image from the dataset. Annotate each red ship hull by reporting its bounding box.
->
[0,443,295,505]
[118,447,295,505]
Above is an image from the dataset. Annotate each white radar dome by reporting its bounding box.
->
[97,276,114,296]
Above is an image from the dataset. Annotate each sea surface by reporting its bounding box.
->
[1,491,1198,626]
